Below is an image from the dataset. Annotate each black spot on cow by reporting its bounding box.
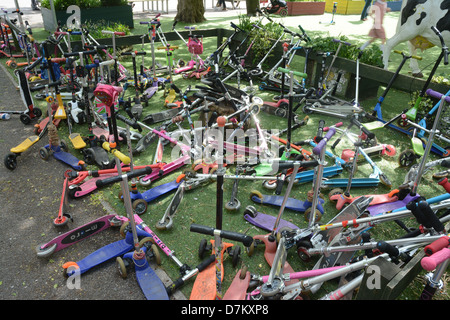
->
[416,11,427,25]
[401,0,428,25]
[437,0,450,32]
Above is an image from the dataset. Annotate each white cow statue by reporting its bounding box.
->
[382,0,450,77]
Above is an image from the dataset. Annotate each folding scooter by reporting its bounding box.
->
[0,62,43,124]
[3,81,58,170]
[62,166,154,278]
[327,127,398,211]
[395,90,450,167]
[302,43,365,118]
[111,150,169,300]
[189,116,253,300]
[364,27,449,157]
[36,214,125,258]
[172,21,207,78]
[326,117,392,188]
[121,50,147,119]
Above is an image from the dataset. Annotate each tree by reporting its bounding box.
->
[175,0,206,23]
[246,0,259,16]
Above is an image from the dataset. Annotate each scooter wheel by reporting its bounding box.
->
[36,243,57,258]
[398,149,417,167]
[279,8,288,17]
[132,199,148,215]
[32,108,43,118]
[39,147,49,160]
[302,105,313,115]
[198,238,209,259]
[297,246,311,262]
[328,188,343,201]
[4,154,17,170]
[230,246,241,268]
[155,216,173,230]
[304,207,322,223]
[20,113,31,125]
[138,177,152,187]
[243,205,258,218]
[53,216,69,228]
[249,190,263,201]
[262,180,277,190]
[116,256,128,279]
[225,198,241,211]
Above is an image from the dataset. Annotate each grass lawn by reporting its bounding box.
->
[4,11,450,300]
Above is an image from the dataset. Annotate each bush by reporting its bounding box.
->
[41,0,128,10]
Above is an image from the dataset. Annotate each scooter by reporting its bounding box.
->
[0,61,43,124]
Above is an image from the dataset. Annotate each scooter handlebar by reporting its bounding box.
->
[63,50,97,57]
[190,224,253,247]
[424,236,450,256]
[376,241,399,258]
[350,117,375,139]
[95,166,153,188]
[313,127,336,155]
[418,201,445,233]
[116,114,142,132]
[421,247,450,271]
[332,38,352,46]
[84,44,110,50]
[121,51,146,56]
[277,67,307,78]
[166,255,215,295]
[393,50,422,60]
[24,56,43,71]
[29,80,61,92]
[102,142,131,165]
[426,89,450,104]
[101,30,126,36]
[272,160,319,171]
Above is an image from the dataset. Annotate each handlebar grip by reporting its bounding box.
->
[64,50,97,57]
[171,83,181,93]
[332,38,352,46]
[102,142,131,165]
[140,21,149,24]
[121,51,146,56]
[69,30,82,35]
[424,236,450,256]
[421,247,450,271]
[185,26,196,30]
[95,167,153,188]
[313,127,336,155]
[24,56,43,71]
[29,80,61,92]
[84,44,109,50]
[190,224,253,247]
[273,160,319,171]
[173,20,178,28]
[376,241,399,258]
[406,200,427,226]
[418,200,445,233]
[277,67,307,78]
[165,254,215,295]
[116,114,142,132]
[351,117,375,139]
[425,89,450,104]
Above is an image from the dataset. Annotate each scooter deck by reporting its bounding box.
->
[244,210,299,232]
[63,226,151,275]
[69,133,87,150]
[135,262,170,300]
[367,193,420,216]
[142,108,180,124]
[132,180,181,203]
[330,190,399,211]
[223,269,251,300]
[189,241,233,300]
[11,136,39,153]
[254,234,298,286]
[251,194,325,214]
[64,239,134,275]
[50,146,84,170]
[36,214,117,257]
[164,89,177,106]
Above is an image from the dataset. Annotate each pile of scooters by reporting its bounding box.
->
[2,5,450,301]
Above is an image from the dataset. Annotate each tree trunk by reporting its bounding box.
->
[175,0,206,23]
[246,0,259,16]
